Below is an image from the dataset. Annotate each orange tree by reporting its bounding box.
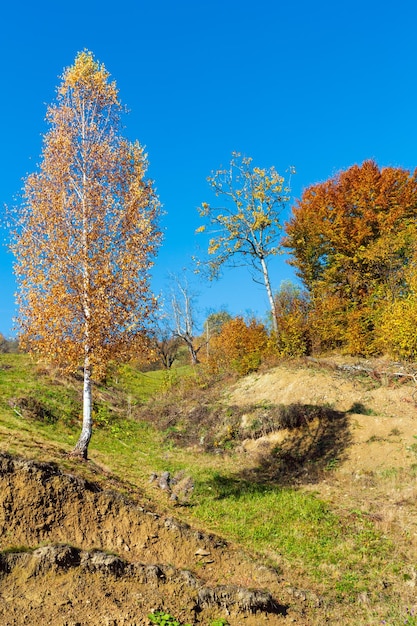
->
[12,51,162,458]
[207,316,270,376]
[284,160,417,354]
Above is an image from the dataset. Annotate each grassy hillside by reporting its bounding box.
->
[1,353,417,625]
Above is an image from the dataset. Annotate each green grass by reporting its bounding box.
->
[112,363,194,402]
[188,471,396,601]
[0,353,412,623]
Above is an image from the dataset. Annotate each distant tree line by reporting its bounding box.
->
[0,335,19,354]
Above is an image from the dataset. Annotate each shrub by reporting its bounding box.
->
[148,611,191,625]
[376,297,417,360]
[273,282,310,356]
[207,316,269,376]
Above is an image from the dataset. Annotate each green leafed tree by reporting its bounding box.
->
[203,310,232,337]
[197,153,293,334]
[12,50,162,458]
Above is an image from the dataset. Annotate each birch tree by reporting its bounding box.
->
[197,153,293,334]
[12,51,162,459]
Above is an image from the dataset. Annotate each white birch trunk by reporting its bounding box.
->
[73,352,93,458]
[72,127,93,459]
[260,257,278,334]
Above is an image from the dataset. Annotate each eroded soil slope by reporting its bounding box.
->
[229,357,417,564]
[231,356,417,473]
[0,454,309,626]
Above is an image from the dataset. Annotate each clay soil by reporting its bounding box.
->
[0,454,297,625]
[230,357,417,548]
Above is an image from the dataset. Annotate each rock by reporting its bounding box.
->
[164,517,182,532]
[158,471,171,491]
[195,548,211,557]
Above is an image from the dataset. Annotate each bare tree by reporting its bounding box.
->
[170,275,206,365]
[149,319,181,369]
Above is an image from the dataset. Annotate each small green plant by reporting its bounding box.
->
[404,606,417,625]
[389,427,401,437]
[380,467,399,479]
[93,402,113,428]
[161,369,180,392]
[407,436,417,458]
[325,457,340,471]
[210,619,229,626]
[366,434,385,444]
[147,610,191,626]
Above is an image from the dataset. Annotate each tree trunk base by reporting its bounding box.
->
[67,448,89,461]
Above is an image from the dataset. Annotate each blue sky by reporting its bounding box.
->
[1,0,417,337]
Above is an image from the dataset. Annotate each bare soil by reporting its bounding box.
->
[231,356,417,475]
[231,357,417,546]
[0,454,306,625]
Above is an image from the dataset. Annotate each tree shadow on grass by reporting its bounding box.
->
[211,403,352,496]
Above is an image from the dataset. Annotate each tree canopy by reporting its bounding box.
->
[284,160,417,354]
[197,153,293,333]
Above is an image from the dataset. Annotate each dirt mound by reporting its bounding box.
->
[228,357,417,575]
[229,357,417,475]
[0,544,282,625]
[0,453,306,625]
